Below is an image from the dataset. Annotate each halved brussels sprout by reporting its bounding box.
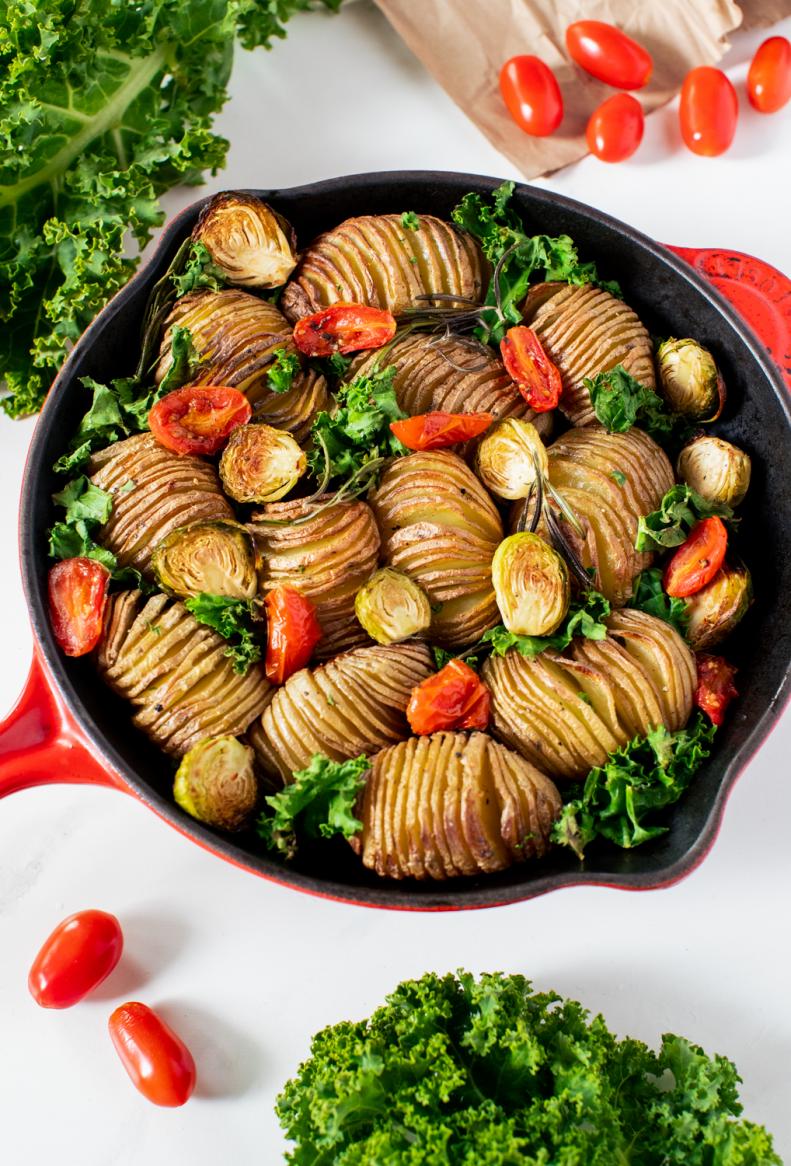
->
[354,568,432,645]
[152,520,257,600]
[476,418,549,501]
[676,434,751,508]
[219,423,306,504]
[174,736,258,830]
[193,192,297,289]
[656,338,725,421]
[684,562,752,651]
[492,532,570,636]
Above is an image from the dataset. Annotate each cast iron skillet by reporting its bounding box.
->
[7,171,791,909]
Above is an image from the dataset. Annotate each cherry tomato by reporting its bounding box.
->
[29,909,123,1008]
[694,654,738,727]
[390,411,494,451]
[148,385,251,457]
[407,660,491,736]
[108,1002,196,1107]
[48,557,110,657]
[500,326,562,412]
[747,36,791,113]
[293,303,396,357]
[663,517,728,598]
[586,94,644,162]
[679,67,738,157]
[566,21,652,90]
[499,56,564,137]
[264,586,323,684]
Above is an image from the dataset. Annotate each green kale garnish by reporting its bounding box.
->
[257,753,369,859]
[629,567,690,636]
[267,347,301,394]
[308,364,408,488]
[585,364,678,442]
[47,474,149,589]
[483,589,611,659]
[183,594,261,675]
[636,484,735,553]
[431,646,480,672]
[400,211,421,231]
[170,241,227,297]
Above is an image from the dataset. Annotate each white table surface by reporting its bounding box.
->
[1,6,790,1162]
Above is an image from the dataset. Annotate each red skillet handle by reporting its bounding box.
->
[665,246,791,392]
[0,646,122,799]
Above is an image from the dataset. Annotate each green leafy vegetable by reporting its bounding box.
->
[257,753,369,859]
[267,347,301,394]
[170,241,227,297]
[183,593,261,675]
[47,473,149,589]
[636,485,735,553]
[629,568,690,637]
[400,211,420,231]
[277,969,780,1165]
[308,365,407,487]
[585,364,678,443]
[553,714,716,859]
[483,589,611,659]
[431,647,480,672]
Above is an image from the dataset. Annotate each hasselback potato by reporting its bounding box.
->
[249,642,435,784]
[350,731,562,880]
[251,368,333,445]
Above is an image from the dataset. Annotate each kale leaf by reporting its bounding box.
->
[308,365,407,486]
[629,567,690,636]
[483,589,611,659]
[636,485,735,552]
[257,753,369,858]
[170,241,227,297]
[183,593,261,675]
[267,347,301,394]
[585,364,679,443]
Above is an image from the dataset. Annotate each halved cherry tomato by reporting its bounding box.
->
[663,517,728,598]
[293,303,396,357]
[500,326,562,412]
[264,586,323,684]
[29,909,123,1009]
[407,659,491,736]
[108,1002,196,1107]
[586,94,644,162]
[747,36,791,114]
[566,21,652,90]
[679,67,738,157]
[695,653,738,726]
[149,385,251,456]
[390,411,494,451]
[48,557,110,657]
[499,56,564,137]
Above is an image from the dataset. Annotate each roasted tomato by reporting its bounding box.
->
[149,385,251,456]
[695,654,738,726]
[663,517,728,598]
[28,909,123,1009]
[264,585,323,684]
[566,21,652,90]
[407,659,491,735]
[108,1002,196,1107]
[747,36,791,113]
[292,303,396,357]
[390,411,494,451]
[586,93,644,162]
[499,55,564,137]
[500,326,562,412]
[679,67,738,157]
[48,557,110,657]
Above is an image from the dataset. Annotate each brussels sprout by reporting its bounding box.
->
[193,192,297,289]
[174,736,258,830]
[153,520,257,600]
[219,423,306,504]
[676,434,751,508]
[684,562,752,651]
[475,419,549,501]
[492,532,570,637]
[354,568,432,645]
[656,338,725,421]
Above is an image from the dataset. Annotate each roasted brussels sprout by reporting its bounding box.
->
[676,434,751,508]
[354,568,432,645]
[656,338,725,421]
[173,736,258,830]
[684,563,752,651]
[193,192,297,289]
[152,520,257,600]
[492,533,570,636]
[475,418,548,501]
[219,423,306,504]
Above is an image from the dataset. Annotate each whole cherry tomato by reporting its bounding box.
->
[586,93,644,162]
[264,585,323,684]
[663,517,728,598]
[500,326,562,412]
[747,36,791,113]
[499,56,564,137]
[679,67,738,157]
[694,653,738,726]
[48,557,110,657]
[149,385,251,457]
[390,411,494,451]
[108,1002,196,1107]
[566,21,652,90]
[293,303,396,357]
[407,659,491,735]
[29,909,123,1008]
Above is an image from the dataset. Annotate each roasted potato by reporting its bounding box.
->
[251,368,333,445]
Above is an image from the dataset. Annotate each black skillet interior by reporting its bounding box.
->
[19,172,791,909]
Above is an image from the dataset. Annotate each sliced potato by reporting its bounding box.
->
[252,368,333,445]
